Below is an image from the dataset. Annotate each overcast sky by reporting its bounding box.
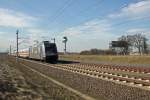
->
[0,0,150,52]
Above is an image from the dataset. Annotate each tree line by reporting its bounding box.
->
[80,33,150,55]
[116,33,149,55]
[80,49,116,55]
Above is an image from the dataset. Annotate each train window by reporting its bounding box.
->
[45,43,57,54]
[33,47,38,54]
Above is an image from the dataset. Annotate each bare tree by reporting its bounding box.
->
[132,34,147,55]
[118,35,133,54]
[118,33,148,55]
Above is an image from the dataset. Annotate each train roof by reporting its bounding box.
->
[30,41,56,47]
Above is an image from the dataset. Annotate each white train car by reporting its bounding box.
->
[13,41,58,63]
[17,41,58,63]
[18,48,29,58]
[29,41,58,63]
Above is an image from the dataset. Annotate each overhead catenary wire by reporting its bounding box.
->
[53,0,105,32]
[49,0,74,24]
[81,15,150,28]
[72,0,150,28]
[11,1,149,44]
[111,15,150,27]
[59,0,125,28]
[23,0,148,29]
[77,0,105,15]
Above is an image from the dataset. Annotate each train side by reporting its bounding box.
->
[18,48,29,58]
[18,41,58,63]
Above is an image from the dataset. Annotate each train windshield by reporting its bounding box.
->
[44,42,57,54]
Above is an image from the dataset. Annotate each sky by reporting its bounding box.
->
[0,0,150,52]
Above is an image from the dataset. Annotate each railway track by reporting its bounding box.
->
[72,63,150,74]
[19,58,150,90]
[19,63,95,100]
[51,63,150,90]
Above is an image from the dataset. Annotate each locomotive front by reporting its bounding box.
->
[44,41,58,63]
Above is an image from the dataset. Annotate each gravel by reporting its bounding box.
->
[20,59,150,100]
[8,56,84,100]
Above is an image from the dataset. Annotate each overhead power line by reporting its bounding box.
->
[49,0,74,24]
[53,0,105,30]
[112,15,150,27]
[62,0,131,28]
[78,0,105,15]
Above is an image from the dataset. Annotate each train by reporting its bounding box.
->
[13,41,58,63]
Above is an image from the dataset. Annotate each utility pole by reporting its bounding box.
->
[9,45,11,55]
[16,30,19,63]
[51,38,55,43]
[65,41,66,54]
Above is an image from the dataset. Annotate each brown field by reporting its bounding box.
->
[59,54,150,65]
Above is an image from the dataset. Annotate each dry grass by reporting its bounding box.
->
[0,55,42,100]
[59,54,150,65]
[8,57,83,100]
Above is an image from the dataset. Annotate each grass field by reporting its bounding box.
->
[59,54,150,65]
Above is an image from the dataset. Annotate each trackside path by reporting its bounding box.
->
[20,63,96,100]
[0,54,42,100]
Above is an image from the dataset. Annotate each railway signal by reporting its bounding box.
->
[62,36,68,54]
